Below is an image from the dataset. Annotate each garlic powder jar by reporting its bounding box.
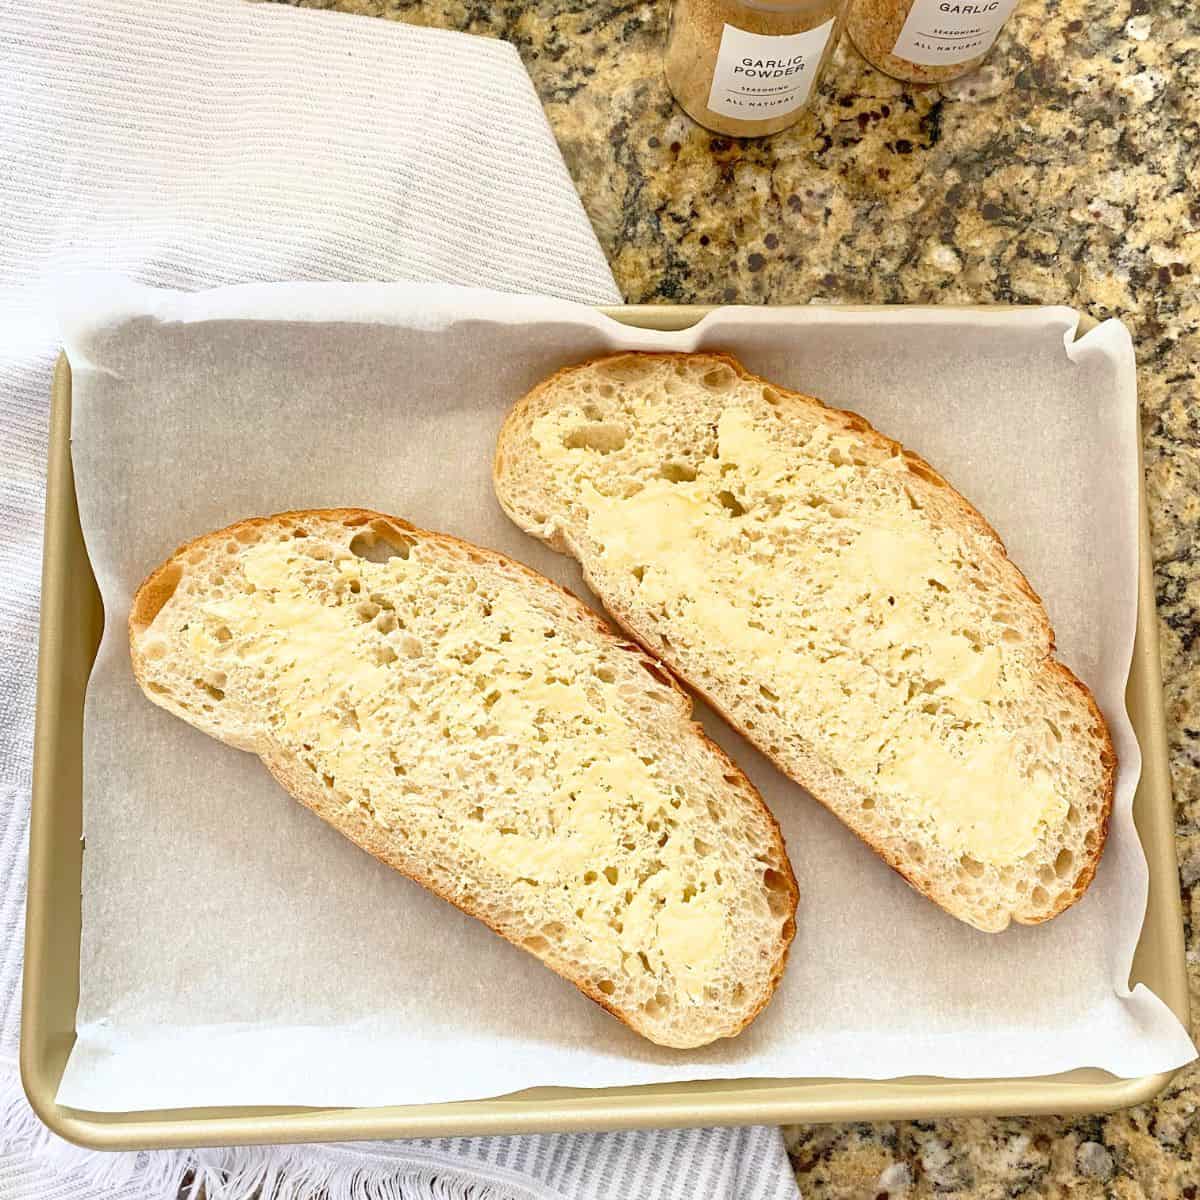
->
[846,0,1022,83]
[665,0,847,138]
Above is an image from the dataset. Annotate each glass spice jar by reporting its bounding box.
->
[665,0,847,138]
[845,0,1021,83]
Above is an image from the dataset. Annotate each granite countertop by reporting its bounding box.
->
[286,2,1199,1194]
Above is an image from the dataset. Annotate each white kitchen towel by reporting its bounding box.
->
[0,1,800,1198]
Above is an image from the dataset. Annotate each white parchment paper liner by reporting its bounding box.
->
[55,277,1195,1111]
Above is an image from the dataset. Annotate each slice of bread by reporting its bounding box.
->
[494,353,1115,932]
[129,508,797,1047]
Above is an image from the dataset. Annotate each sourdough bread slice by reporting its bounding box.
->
[493,353,1115,932]
[129,508,797,1047]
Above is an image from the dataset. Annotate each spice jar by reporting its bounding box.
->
[665,0,847,138]
[845,0,1021,83]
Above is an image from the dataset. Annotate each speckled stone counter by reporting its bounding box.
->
[281,2,1199,1194]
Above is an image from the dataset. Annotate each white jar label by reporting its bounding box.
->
[891,0,1021,66]
[706,20,836,121]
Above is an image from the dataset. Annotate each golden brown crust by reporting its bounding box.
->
[129,506,798,1047]
[1020,662,1116,924]
[493,352,1116,932]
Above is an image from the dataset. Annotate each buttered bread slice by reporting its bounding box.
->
[130,508,797,1047]
[494,354,1115,932]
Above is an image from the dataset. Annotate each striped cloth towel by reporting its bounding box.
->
[0,1,800,1197]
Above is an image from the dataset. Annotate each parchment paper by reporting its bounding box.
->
[56,277,1196,1111]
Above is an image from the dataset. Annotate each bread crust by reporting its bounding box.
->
[493,353,1116,932]
[130,507,798,1046]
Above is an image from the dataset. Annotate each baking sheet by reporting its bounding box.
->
[55,277,1196,1112]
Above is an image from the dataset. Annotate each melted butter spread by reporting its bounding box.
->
[533,403,1067,866]
[185,538,726,998]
